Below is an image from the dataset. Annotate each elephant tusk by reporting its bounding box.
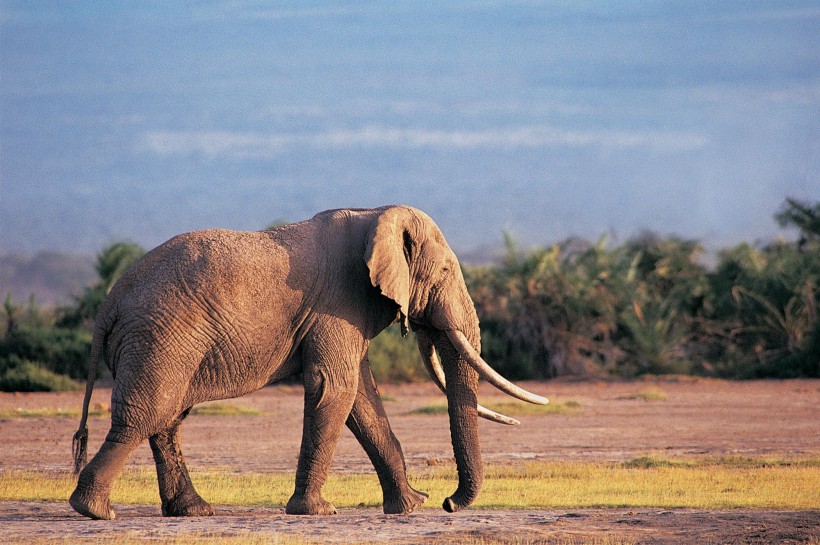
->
[477,404,521,426]
[446,330,549,406]
[417,331,447,394]
[417,331,521,426]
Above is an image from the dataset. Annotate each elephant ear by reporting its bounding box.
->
[365,207,413,337]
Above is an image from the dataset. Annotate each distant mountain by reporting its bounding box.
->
[0,253,96,306]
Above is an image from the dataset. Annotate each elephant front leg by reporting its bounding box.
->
[149,416,213,517]
[346,361,428,514]
[286,362,358,515]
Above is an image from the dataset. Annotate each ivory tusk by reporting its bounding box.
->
[417,331,521,425]
[417,332,447,394]
[446,330,549,406]
[477,405,520,426]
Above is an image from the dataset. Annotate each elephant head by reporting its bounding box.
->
[365,206,548,512]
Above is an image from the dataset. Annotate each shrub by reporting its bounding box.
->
[0,358,81,392]
[465,200,819,379]
[368,325,426,383]
[707,239,819,378]
[0,326,92,379]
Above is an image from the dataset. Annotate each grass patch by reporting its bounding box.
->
[621,454,820,469]
[409,403,449,415]
[483,399,581,415]
[189,403,262,417]
[616,388,667,401]
[474,457,820,509]
[0,361,82,392]
[409,399,580,416]
[620,455,678,469]
[0,403,261,419]
[0,404,109,419]
[4,457,817,510]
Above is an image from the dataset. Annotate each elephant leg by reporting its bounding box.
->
[149,412,214,517]
[69,427,141,520]
[346,361,428,514]
[286,354,359,515]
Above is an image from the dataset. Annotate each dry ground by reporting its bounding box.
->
[1,378,819,544]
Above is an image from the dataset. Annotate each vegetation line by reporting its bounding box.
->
[0,403,260,419]
[615,388,667,401]
[1,198,818,390]
[2,457,817,510]
[409,399,581,416]
[0,407,101,419]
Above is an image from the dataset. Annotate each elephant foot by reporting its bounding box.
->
[162,490,214,517]
[384,487,428,515]
[285,494,337,515]
[443,494,472,513]
[69,487,116,520]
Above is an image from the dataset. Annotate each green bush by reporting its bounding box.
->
[464,200,819,379]
[0,358,81,392]
[0,326,92,380]
[368,325,427,383]
[705,240,819,378]
[0,199,816,387]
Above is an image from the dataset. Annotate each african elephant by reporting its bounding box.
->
[69,205,547,520]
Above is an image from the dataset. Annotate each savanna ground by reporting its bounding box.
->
[1,378,818,544]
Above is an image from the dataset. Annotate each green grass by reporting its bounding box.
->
[189,403,263,417]
[476,457,820,509]
[3,457,817,510]
[0,361,82,392]
[409,399,581,416]
[616,388,667,401]
[408,403,450,415]
[0,405,109,419]
[0,403,261,419]
[483,399,582,415]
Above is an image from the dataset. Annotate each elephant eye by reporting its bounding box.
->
[403,231,414,261]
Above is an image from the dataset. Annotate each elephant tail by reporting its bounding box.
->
[72,318,106,475]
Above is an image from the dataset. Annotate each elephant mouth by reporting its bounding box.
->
[415,328,548,426]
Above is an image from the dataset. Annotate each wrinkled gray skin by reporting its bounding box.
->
[69,206,544,520]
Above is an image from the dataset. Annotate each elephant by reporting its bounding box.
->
[69,205,547,520]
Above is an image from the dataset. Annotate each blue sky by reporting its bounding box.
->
[1,1,818,256]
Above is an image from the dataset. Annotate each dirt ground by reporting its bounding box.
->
[1,378,819,544]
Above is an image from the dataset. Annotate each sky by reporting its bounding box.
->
[1,1,818,257]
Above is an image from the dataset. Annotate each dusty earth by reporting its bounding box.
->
[1,378,819,544]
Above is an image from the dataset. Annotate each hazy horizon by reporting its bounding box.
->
[2,2,817,257]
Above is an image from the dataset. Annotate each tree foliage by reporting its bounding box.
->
[368,325,427,383]
[1,242,143,391]
[58,241,145,328]
[775,198,820,247]
[466,199,819,379]
[0,199,817,389]
[0,294,91,391]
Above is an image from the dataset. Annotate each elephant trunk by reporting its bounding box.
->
[436,335,483,512]
[417,330,521,425]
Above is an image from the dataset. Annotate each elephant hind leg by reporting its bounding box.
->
[346,361,427,514]
[70,431,140,520]
[149,413,213,517]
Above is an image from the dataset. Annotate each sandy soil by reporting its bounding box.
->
[1,378,819,544]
